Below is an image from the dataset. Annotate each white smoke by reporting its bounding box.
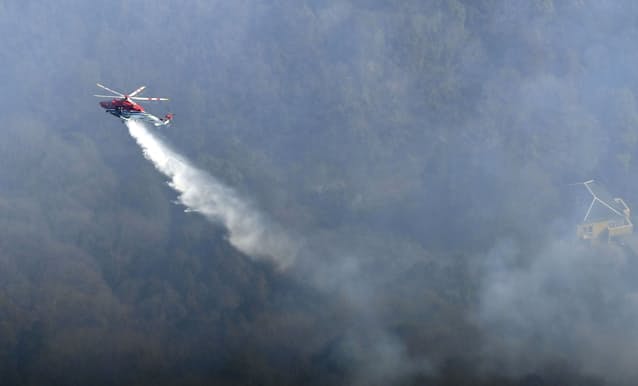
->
[476,239,638,383]
[125,120,297,268]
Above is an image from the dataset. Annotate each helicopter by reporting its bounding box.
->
[94,83,173,126]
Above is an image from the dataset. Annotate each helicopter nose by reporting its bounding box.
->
[100,101,109,108]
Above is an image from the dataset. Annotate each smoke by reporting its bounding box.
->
[476,238,638,383]
[125,119,427,382]
[125,120,297,268]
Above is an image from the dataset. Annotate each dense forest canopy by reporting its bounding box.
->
[2,1,638,385]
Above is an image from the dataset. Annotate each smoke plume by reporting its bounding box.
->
[476,238,638,383]
[126,120,297,268]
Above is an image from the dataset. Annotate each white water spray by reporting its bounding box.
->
[126,120,297,268]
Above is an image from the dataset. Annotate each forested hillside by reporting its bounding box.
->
[2,1,638,385]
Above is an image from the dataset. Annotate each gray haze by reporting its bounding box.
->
[3,1,638,385]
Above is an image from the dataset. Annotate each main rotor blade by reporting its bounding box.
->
[130,97,169,101]
[128,85,146,97]
[96,83,124,97]
[94,94,118,98]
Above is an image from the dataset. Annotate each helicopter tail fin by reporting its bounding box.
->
[161,113,174,125]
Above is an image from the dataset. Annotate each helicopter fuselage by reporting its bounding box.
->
[95,83,173,126]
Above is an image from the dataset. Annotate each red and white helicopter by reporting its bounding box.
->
[95,83,173,126]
